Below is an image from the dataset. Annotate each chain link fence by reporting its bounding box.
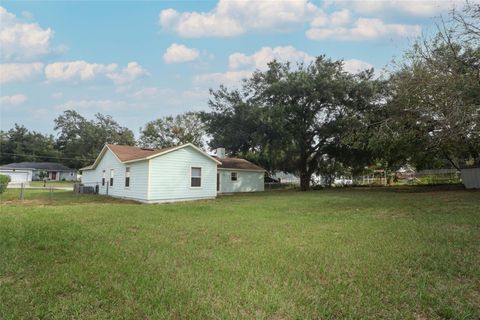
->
[0,181,103,202]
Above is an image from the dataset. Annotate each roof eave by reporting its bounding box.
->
[145,143,222,165]
[218,167,266,172]
[123,157,149,164]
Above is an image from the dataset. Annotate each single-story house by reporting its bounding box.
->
[0,162,78,184]
[80,144,265,203]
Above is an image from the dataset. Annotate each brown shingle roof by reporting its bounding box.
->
[107,144,176,162]
[214,156,265,171]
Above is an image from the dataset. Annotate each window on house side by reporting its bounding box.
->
[102,170,105,186]
[191,167,201,187]
[110,169,114,187]
[231,172,237,181]
[125,167,130,187]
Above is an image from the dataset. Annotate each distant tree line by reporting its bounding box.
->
[1,3,478,190]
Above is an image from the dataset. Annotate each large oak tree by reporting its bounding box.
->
[203,57,381,190]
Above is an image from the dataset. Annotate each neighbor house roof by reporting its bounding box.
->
[81,143,221,171]
[214,156,265,172]
[0,162,74,171]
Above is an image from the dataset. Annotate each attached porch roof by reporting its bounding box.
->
[213,156,265,172]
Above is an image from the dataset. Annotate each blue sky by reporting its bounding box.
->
[0,0,462,136]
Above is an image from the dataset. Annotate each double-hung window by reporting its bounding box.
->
[102,170,105,186]
[125,167,130,187]
[191,167,201,187]
[231,172,238,181]
[110,169,114,187]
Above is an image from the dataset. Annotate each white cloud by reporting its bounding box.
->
[0,94,27,105]
[343,59,373,73]
[44,61,148,85]
[198,45,376,87]
[229,46,314,70]
[311,9,351,27]
[0,62,44,83]
[0,6,54,61]
[159,0,317,37]
[44,60,117,81]
[194,70,253,87]
[106,62,149,85]
[158,0,442,40]
[306,18,421,41]
[330,0,459,17]
[163,43,200,64]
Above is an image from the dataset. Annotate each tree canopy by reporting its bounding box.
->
[203,57,382,190]
[372,2,480,170]
[0,124,59,164]
[139,112,206,149]
[54,110,135,168]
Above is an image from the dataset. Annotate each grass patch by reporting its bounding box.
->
[29,181,76,188]
[1,188,479,319]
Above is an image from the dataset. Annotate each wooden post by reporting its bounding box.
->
[20,183,24,201]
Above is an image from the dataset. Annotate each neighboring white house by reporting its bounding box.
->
[80,144,265,203]
[272,171,325,185]
[0,162,78,184]
[214,148,265,193]
[0,168,33,185]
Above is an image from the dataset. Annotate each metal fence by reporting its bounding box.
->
[0,181,112,203]
[0,182,71,202]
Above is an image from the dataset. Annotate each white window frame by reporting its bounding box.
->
[231,172,238,182]
[190,167,202,188]
[102,170,106,186]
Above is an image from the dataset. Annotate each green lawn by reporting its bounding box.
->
[1,188,479,319]
[29,181,76,188]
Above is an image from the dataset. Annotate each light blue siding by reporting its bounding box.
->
[218,169,264,193]
[81,149,149,201]
[148,146,217,202]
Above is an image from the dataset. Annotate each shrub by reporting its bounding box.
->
[0,174,11,194]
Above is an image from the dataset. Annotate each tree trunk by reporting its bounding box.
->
[444,153,461,171]
[300,172,311,191]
